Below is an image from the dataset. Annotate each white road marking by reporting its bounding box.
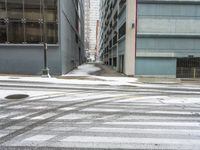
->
[61,136,200,145]
[104,122,200,127]
[24,135,55,141]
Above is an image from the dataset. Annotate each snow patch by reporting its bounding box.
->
[65,64,101,76]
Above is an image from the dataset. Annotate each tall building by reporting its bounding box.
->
[0,0,85,75]
[100,0,200,78]
[84,0,99,61]
[84,0,90,59]
[99,0,135,75]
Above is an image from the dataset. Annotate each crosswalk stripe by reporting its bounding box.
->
[104,122,200,127]
[61,136,200,145]
[86,127,200,136]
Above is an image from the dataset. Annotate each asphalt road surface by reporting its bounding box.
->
[0,64,200,150]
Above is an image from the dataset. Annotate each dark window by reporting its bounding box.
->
[0,0,6,19]
[119,23,126,39]
[109,58,112,66]
[113,34,117,45]
[24,0,42,44]
[113,57,117,67]
[44,0,57,22]
[109,40,112,48]
[25,22,42,44]
[113,12,118,22]
[8,21,24,43]
[44,0,58,44]
[46,22,58,44]
[7,0,23,21]
[75,12,79,32]
[0,21,7,43]
[75,34,78,43]
[119,0,126,10]
[24,0,41,21]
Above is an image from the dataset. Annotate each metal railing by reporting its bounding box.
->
[177,67,200,78]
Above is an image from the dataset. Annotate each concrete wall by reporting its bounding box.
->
[137,37,200,57]
[136,57,176,77]
[137,0,200,57]
[0,45,61,75]
[60,0,85,74]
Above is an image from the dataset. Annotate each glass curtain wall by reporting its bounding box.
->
[45,0,58,44]
[0,0,7,43]
[0,0,58,44]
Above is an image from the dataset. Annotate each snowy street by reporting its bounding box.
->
[0,63,200,150]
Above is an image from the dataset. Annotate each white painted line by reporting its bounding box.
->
[59,107,76,111]
[119,115,200,120]
[61,136,200,145]
[7,105,28,109]
[0,133,6,138]
[11,113,32,120]
[32,106,47,110]
[87,127,200,135]
[0,114,11,119]
[31,113,56,120]
[24,135,55,141]
[81,108,123,112]
[57,114,93,120]
[115,96,169,103]
[0,112,19,119]
[149,111,193,115]
[52,127,75,131]
[104,122,200,127]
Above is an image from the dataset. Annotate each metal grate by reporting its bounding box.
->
[5,94,29,100]
[177,58,200,78]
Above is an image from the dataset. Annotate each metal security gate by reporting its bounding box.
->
[177,57,200,78]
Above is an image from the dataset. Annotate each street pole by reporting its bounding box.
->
[42,0,50,78]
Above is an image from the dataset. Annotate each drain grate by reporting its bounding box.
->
[5,94,29,100]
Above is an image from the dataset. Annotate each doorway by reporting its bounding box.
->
[119,55,124,73]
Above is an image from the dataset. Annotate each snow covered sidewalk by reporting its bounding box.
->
[0,63,199,90]
[64,63,138,85]
[0,64,138,86]
[65,63,101,76]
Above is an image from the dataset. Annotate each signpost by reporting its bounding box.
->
[42,0,50,78]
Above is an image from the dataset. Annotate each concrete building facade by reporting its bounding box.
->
[84,0,90,59]
[99,0,200,78]
[84,0,99,61]
[99,0,136,75]
[0,0,85,75]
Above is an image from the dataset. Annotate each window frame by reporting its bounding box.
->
[0,0,58,45]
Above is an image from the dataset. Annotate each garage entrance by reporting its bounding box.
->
[177,57,200,78]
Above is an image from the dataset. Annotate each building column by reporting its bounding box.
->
[124,0,137,76]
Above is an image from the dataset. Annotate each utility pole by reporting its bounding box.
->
[41,0,50,78]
